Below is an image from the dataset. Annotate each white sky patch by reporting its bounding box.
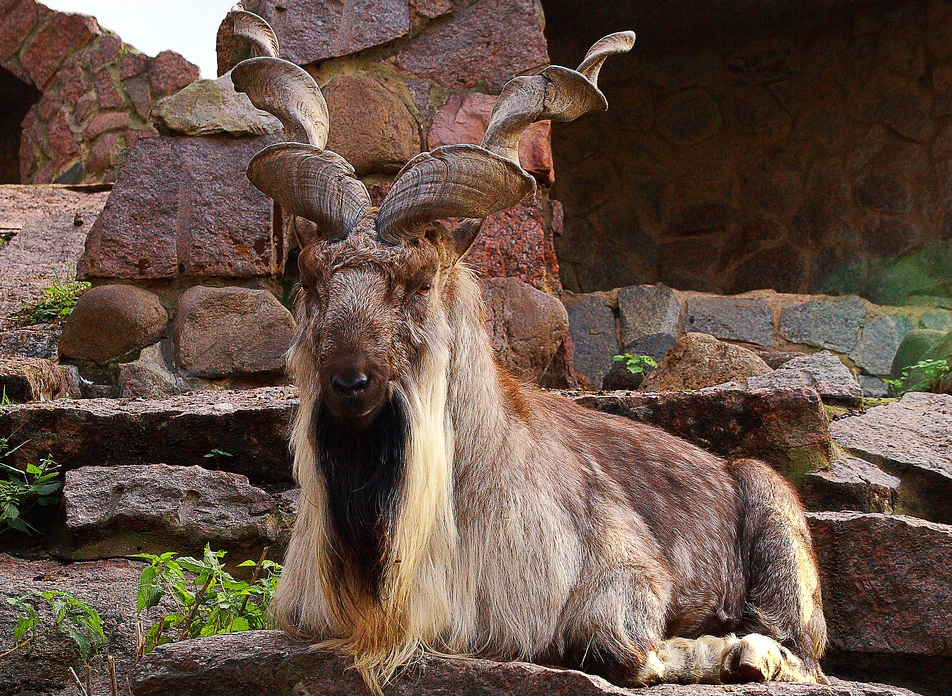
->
[41,0,237,78]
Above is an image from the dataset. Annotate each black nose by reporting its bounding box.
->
[331,372,369,397]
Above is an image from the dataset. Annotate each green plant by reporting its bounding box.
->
[133,546,281,655]
[1,589,105,662]
[0,433,61,535]
[613,353,658,375]
[18,265,90,325]
[1,387,11,406]
[203,448,234,459]
[882,358,950,396]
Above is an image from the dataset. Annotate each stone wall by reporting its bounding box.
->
[548,0,952,306]
[0,0,199,184]
[566,282,952,390]
[60,0,578,391]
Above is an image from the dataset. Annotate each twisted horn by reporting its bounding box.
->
[482,31,635,165]
[375,32,634,245]
[248,143,371,242]
[228,8,369,242]
[231,57,329,147]
[376,145,534,246]
[229,6,280,58]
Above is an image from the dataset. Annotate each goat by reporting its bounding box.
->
[228,9,828,693]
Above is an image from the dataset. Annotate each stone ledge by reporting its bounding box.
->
[0,384,833,485]
[570,386,834,480]
[0,387,297,484]
[131,630,920,696]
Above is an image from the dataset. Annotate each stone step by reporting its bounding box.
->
[800,457,900,514]
[131,630,920,696]
[0,355,70,402]
[0,554,145,696]
[0,384,834,486]
[0,386,297,484]
[125,511,949,696]
[830,392,952,524]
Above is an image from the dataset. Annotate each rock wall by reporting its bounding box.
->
[0,0,199,184]
[548,0,952,306]
[566,283,952,390]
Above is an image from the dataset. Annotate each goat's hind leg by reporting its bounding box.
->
[728,458,829,684]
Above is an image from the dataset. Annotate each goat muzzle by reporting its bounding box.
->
[321,354,391,426]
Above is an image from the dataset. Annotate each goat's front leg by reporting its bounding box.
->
[634,633,823,685]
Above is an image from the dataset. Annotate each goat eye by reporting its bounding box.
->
[416,283,431,296]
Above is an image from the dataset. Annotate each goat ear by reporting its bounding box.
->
[228,7,280,58]
[376,144,535,247]
[422,218,484,264]
[248,143,371,241]
[232,57,329,148]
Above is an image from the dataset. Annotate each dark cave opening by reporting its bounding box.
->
[0,66,41,185]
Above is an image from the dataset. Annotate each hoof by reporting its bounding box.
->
[720,634,783,683]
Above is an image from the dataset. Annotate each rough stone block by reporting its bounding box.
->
[852,70,934,143]
[746,351,863,405]
[464,191,560,292]
[258,0,410,65]
[173,286,296,379]
[682,295,775,347]
[481,277,569,385]
[858,375,888,397]
[617,284,681,360]
[0,0,44,66]
[150,74,282,137]
[393,0,548,92]
[93,65,123,108]
[59,285,169,363]
[116,342,182,399]
[921,312,952,331]
[808,511,952,676]
[574,386,834,480]
[800,457,899,513]
[0,356,66,402]
[565,294,617,390]
[323,75,421,176]
[85,111,131,139]
[147,49,199,96]
[0,326,61,360]
[78,135,281,281]
[640,333,772,393]
[849,315,915,376]
[19,11,100,88]
[780,296,867,353]
[831,392,952,523]
[61,464,295,559]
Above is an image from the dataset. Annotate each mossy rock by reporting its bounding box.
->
[890,329,948,377]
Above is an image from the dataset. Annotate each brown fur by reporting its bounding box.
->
[271,223,828,692]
